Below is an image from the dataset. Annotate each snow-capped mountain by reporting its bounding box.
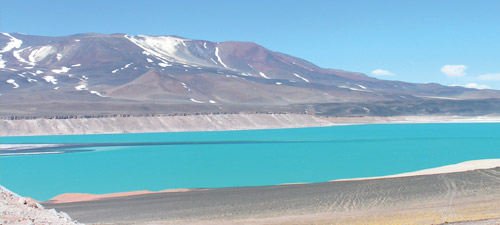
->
[1,33,499,116]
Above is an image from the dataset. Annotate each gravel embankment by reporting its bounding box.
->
[0,113,332,136]
[0,186,80,225]
[44,168,500,225]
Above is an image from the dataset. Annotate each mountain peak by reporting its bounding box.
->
[1,33,499,116]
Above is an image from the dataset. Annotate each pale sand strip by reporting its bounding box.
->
[332,159,500,182]
[48,189,192,204]
[47,159,500,204]
[0,144,64,150]
[325,115,500,126]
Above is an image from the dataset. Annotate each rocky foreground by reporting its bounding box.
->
[0,186,79,224]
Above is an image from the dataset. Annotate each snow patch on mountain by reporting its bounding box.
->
[6,79,19,88]
[190,98,203,103]
[259,72,270,79]
[0,33,23,53]
[122,63,133,69]
[357,84,367,89]
[146,58,153,63]
[215,47,228,68]
[125,35,188,65]
[179,82,191,91]
[56,54,63,61]
[28,46,55,64]
[71,64,81,67]
[293,73,309,82]
[12,49,31,65]
[158,62,171,67]
[90,90,104,97]
[42,76,58,84]
[0,54,5,68]
[52,67,70,74]
[75,84,87,90]
[35,70,44,74]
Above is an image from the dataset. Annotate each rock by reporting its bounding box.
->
[0,185,80,224]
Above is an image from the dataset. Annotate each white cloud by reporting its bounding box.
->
[452,83,490,89]
[477,73,500,81]
[372,69,394,76]
[441,65,467,78]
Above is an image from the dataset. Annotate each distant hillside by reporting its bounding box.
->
[1,32,499,116]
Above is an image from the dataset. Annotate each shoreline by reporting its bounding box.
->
[1,114,500,137]
[44,158,500,204]
[46,189,194,204]
[42,166,500,225]
[330,159,500,182]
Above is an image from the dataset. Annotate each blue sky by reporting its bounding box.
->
[1,0,499,89]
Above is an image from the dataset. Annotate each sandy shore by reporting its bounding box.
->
[1,114,500,136]
[44,159,500,205]
[331,159,500,182]
[42,159,500,204]
[4,115,500,224]
[0,144,68,156]
[43,166,500,225]
[322,115,500,126]
[48,189,193,204]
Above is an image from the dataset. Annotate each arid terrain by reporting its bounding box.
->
[2,32,500,225]
[41,167,500,225]
[2,113,500,136]
[2,33,500,119]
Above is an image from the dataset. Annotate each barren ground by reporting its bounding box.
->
[42,167,500,225]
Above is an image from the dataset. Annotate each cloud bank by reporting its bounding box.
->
[372,69,394,76]
[478,73,500,81]
[463,83,490,89]
[441,65,467,78]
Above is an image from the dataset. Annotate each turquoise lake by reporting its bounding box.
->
[1,123,499,201]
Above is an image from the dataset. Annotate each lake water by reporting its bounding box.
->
[1,123,499,201]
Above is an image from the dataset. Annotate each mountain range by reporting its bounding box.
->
[1,32,499,117]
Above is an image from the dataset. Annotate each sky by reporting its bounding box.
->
[1,0,499,89]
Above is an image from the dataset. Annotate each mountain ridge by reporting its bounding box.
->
[1,32,499,116]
